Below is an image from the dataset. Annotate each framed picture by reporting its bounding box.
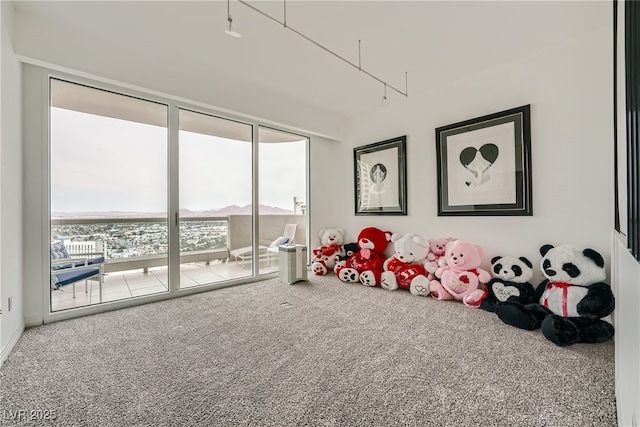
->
[354,136,407,215]
[435,105,532,216]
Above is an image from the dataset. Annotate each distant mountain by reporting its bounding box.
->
[182,204,293,216]
[53,204,294,219]
[52,211,166,219]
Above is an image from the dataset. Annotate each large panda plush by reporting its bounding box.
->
[480,255,536,312]
[495,244,615,346]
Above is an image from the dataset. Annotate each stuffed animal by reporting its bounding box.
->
[425,237,454,279]
[336,227,392,287]
[495,244,615,346]
[380,233,430,296]
[333,242,360,274]
[480,255,536,312]
[310,228,345,275]
[429,239,491,307]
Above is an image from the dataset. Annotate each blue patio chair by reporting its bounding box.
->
[50,241,105,300]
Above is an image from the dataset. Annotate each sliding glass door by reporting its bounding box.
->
[46,75,308,314]
[258,127,308,275]
[50,79,169,311]
[178,109,253,286]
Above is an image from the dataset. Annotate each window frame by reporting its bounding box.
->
[23,65,310,324]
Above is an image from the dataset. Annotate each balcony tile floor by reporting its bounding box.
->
[51,260,279,312]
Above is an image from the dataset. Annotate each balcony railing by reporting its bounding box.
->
[51,216,229,273]
[51,214,306,274]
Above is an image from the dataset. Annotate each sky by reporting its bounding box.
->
[50,107,306,213]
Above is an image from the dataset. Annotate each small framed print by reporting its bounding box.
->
[354,136,407,216]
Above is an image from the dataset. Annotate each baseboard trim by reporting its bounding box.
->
[24,314,43,328]
[0,321,25,367]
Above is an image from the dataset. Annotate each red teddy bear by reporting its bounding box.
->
[336,227,392,287]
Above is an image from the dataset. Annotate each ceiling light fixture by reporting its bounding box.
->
[381,83,389,107]
[224,0,242,38]
[233,0,408,102]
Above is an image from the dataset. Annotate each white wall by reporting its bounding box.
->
[21,64,46,327]
[0,1,24,364]
[317,26,613,283]
[12,8,343,141]
[308,135,343,246]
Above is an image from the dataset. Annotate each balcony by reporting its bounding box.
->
[50,214,307,312]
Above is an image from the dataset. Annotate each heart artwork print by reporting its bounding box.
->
[459,143,499,187]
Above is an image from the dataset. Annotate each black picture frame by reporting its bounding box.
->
[435,105,532,216]
[354,136,407,216]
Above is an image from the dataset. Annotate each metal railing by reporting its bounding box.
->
[51,213,307,273]
[51,216,229,273]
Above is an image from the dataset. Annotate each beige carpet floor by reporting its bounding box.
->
[0,274,616,426]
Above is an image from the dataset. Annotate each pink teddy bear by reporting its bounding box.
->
[424,237,454,280]
[429,240,491,308]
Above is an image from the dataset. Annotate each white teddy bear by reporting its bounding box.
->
[380,233,431,296]
[310,228,345,275]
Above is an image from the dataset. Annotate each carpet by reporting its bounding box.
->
[0,274,616,426]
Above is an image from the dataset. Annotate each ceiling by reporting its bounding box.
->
[13,1,610,126]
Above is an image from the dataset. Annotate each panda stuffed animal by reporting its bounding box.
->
[495,244,615,347]
[480,255,536,312]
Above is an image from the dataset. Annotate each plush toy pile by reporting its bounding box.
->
[311,227,615,347]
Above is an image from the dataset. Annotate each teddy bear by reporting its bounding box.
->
[424,237,454,280]
[336,227,392,287]
[480,255,536,312]
[495,244,615,346]
[333,242,360,274]
[429,239,491,307]
[310,228,345,275]
[380,233,431,296]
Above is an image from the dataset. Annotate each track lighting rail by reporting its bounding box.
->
[235,0,408,98]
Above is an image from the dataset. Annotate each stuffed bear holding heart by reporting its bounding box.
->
[336,227,392,287]
[480,255,536,312]
[380,233,431,296]
[429,240,491,307]
[310,228,346,275]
